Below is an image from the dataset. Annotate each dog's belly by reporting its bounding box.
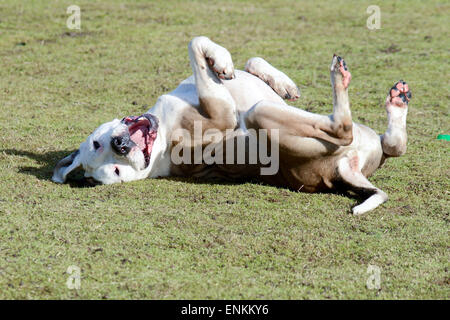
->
[169,145,382,192]
[168,130,341,190]
[168,132,261,181]
[169,154,339,192]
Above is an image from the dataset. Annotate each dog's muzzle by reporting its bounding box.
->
[111,113,159,168]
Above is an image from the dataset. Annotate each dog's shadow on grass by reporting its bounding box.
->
[1,148,94,188]
[1,148,248,189]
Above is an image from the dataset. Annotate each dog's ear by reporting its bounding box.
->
[52,150,81,183]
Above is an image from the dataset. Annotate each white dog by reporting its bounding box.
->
[53,37,411,214]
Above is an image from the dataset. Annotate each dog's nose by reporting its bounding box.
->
[111,136,133,155]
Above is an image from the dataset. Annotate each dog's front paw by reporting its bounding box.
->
[205,45,235,80]
[245,57,300,100]
[269,73,301,101]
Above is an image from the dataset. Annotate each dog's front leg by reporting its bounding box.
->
[187,36,238,132]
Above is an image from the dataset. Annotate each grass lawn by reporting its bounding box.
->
[0,0,448,299]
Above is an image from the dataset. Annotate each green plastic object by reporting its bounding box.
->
[437,134,450,141]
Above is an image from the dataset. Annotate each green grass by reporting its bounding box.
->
[0,0,449,299]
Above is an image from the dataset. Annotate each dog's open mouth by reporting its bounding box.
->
[122,114,158,168]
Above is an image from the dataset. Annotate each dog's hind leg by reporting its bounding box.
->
[381,80,411,157]
[186,36,238,133]
[245,57,301,101]
[244,55,354,158]
[337,151,388,215]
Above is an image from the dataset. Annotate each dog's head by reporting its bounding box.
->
[52,114,159,185]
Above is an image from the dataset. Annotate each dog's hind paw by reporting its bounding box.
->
[330,54,351,89]
[389,80,411,107]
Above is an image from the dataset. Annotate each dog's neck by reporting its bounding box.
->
[142,111,172,179]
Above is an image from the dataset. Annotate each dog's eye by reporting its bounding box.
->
[93,141,100,150]
[114,167,120,176]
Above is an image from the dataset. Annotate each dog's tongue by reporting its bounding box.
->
[130,125,149,151]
